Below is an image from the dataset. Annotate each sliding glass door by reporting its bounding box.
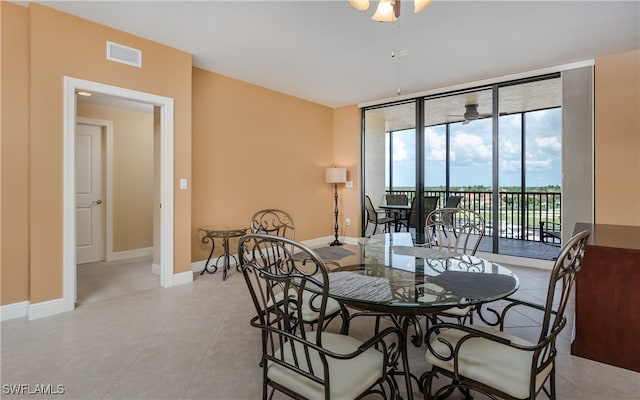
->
[423,88,495,245]
[363,101,416,237]
[362,73,562,258]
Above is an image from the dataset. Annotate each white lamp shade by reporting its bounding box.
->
[349,0,370,11]
[414,0,433,13]
[325,167,347,184]
[372,0,397,22]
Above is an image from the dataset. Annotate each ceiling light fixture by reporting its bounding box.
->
[349,0,433,22]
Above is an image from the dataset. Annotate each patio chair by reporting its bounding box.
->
[540,221,562,246]
[420,229,590,400]
[248,209,346,332]
[385,193,409,229]
[239,233,406,400]
[404,195,439,232]
[365,195,395,236]
[386,193,408,206]
[444,195,463,209]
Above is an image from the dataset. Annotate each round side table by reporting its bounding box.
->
[199,226,248,280]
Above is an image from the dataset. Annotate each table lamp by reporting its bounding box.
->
[325,167,347,246]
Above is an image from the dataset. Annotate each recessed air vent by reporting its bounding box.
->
[106,41,142,68]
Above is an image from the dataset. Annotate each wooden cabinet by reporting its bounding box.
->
[571,223,640,372]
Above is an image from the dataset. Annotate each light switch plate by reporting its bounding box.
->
[179,178,188,190]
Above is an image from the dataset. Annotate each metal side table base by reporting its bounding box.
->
[199,226,248,280]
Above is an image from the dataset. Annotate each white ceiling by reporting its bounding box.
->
[36,0,639,108]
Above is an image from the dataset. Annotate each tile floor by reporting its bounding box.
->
[1,256,638,399]
[76,257,160,305]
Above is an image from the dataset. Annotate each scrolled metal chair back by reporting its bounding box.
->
[539,229,590,342]
[249,209,296,239]
[426,207,485,256]
[239,233,329,346]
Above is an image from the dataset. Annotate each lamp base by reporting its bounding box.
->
[329,239,344,246]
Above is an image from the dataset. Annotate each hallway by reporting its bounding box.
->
[77,256,159,305]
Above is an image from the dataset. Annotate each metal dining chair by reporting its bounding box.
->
[420,208,486,332]
[239,233,406,400]
[426,207,485,256]
[248,209,345,331]
[420,230,590,400]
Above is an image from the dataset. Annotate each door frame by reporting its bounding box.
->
[63,77,175,312]
[76,117,113,263]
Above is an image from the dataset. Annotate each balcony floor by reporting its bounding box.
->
[478,236,561,260]
[382,225,563,261]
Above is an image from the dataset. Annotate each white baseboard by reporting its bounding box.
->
[28,298,67,321]
[189,237,362,273]
[191,259,207,272]
[108,247,153,262]
[475,251,554,270]
[173,271,193,286]
[1,301,29,321]
[151,263,161,275]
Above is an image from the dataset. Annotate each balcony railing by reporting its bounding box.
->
[385,189,561,242]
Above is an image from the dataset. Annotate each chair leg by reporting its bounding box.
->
[420,369,457,400]
[338,304,350,334]
[549,366,556,400]
[459,386,473,400]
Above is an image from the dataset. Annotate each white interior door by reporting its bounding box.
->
[76,123,104,264]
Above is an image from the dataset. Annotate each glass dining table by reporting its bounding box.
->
[316,232,520,399]
[322,232,519,314]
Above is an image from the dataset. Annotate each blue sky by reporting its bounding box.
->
[388,108,562,188]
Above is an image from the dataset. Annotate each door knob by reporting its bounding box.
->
[93,199,103,205]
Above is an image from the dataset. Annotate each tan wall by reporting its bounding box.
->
[2,1,639,308]
[77,103,154,252]
[333,105,363,236]
[594,49,640,226]
[0,2,192,305]
[1,3,30,305]
[191,68,336,261]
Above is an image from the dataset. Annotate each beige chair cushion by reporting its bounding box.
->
[418,283,471,318]
[425,325,553,399]
[268,332,384,399]
[439,305,472,317]
[272,289,342,323]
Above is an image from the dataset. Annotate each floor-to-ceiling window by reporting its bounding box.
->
[362,73,562,259]
[363,101,416,236]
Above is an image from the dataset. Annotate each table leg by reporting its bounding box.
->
[395,211,401,232]
[200,235,217,275]
[216,235,240,281]
[222,236,230,280]
[382,314,424,400]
